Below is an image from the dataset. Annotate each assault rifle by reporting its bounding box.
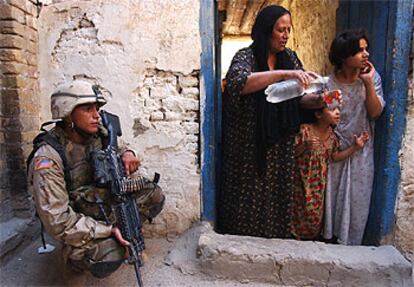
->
[91,110,146,287]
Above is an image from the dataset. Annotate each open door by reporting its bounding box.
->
[337,0,413,244]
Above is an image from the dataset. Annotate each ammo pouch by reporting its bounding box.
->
[69,185,114,223]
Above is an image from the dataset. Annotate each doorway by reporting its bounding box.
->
[199,0,413,245]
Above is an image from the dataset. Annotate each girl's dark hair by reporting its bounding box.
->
[301,107,325,124]
[329,29,369,70]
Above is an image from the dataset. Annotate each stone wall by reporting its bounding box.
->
[0,0,39,222]
[37,0,201,237]
[395,26,414,261]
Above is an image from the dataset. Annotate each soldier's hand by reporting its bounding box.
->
[111,226,130,246]
[122,151,140,176]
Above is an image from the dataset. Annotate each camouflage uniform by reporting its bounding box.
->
[27,80,164,278]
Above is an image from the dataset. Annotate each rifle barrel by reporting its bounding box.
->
[133,261,144,287]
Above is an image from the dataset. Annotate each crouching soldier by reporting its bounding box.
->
[27,79,165,279]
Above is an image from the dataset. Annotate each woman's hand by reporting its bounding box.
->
[285,70,319,87]
[359,61,375,84]
[122,151,140,176]
[111,226,130,246]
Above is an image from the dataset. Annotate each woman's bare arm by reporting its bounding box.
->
[241,70,317,95]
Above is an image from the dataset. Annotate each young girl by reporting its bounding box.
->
[324,29,385,245]
[291,91,369,240]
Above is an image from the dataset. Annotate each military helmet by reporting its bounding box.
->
[51,80,107,120]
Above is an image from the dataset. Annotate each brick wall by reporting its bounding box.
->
[0,0,40,221]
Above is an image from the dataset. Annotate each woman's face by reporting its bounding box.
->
[270,13,291,53]
[343,38,370,70]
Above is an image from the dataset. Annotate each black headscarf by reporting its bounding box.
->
[251,5,302,175]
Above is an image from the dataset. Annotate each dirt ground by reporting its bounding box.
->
[0,223,278,287]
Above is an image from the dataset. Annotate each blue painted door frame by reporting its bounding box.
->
[337,0,413,244]
[200,0,413,243]
[200,0,221,222]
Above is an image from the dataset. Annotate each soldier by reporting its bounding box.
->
[27,79,165,279]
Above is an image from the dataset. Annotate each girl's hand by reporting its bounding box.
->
[122,151,140,176]
[353,131,369,150]
[359,61,375,84]
[306,136,320,150]
[286,70,318,87]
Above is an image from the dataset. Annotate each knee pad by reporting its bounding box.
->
[89,260,123,278]
[85,238,126,278]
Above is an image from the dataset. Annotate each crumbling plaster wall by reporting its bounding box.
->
[287,0,339,75]
[222,0,339,76]
[395,33,414,261]
[37,0,201,237]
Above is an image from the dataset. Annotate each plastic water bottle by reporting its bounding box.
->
[265,76,329,104]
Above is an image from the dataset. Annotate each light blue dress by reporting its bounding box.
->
[324,72,385,245]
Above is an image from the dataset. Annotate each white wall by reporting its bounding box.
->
[37,0,201,236]
[221,36,252,78]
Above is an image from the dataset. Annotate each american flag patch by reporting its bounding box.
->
[34,158,53,170]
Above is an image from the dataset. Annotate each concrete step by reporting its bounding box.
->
[198,227,413,287]
[0,217,37,261]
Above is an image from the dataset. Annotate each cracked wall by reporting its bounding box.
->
[37,0,201,236]
[221,0,339,77]
[289,0,339,75]
[395,27,414,262]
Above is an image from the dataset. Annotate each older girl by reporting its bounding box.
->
[324,30,385,245]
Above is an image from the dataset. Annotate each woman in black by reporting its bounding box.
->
[218,5,323,238]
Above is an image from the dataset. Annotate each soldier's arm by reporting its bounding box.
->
[118,138,140,176]
[29,145,112,247]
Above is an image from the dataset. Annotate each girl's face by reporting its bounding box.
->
[318,107,340,126]
[343,38,370,70]
[270,14,291,53]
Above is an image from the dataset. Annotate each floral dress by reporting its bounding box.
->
[291,124,339,239]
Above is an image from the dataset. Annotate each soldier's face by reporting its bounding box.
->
[71,103,101,134]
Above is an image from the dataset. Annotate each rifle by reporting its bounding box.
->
[91,110,145,287]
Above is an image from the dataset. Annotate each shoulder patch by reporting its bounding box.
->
[34,158,53,170]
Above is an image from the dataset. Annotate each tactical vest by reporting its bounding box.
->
[27,126,114,222]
